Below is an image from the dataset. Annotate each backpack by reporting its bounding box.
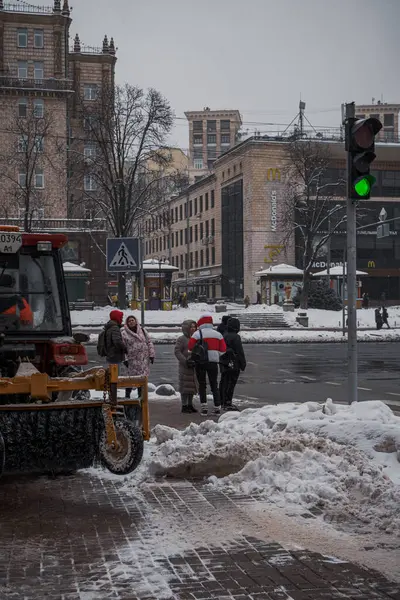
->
[97,328,108,357]
[190,329,209,365]
[219,347,238,371]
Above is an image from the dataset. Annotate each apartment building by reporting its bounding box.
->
[143,136,400,303]
[185,108,241,182]
[355,101,400,143]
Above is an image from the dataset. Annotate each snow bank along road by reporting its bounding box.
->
[86,342,400,414]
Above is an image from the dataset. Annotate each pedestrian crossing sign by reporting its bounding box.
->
[106,237,140,272]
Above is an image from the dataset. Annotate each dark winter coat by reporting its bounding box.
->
[217,315,230,335]
[222,318,246,372]
[174,320,197,394]
[104,320,126,363]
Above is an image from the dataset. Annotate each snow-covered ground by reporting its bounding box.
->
[119,399,400,537]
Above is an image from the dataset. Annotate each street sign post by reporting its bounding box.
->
[377,223,390,239]
[106,238,140,273]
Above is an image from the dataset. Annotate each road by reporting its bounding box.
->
[86,342,400,413]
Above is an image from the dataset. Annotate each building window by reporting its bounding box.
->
[84,142,96,160]
[84,84,99,101]
[195,224,198,242]
[193,134,203,145]
[179,205,183,221]
[17,135,28,152]
[193,120,203,132]
[84,115,98,130]
[175,231,178,246]
[170,208,174,224]
[34,29,44,48]
[190,252,193,269]
[200,249,204,267]
[189,226,193,243]
[33,98,44,118]
[84,174,97,191]
[211,246,215,265]
[171,234,174,248]
[382,170,400,197]
[211,218,215,236]
[18,171,26,187]
[200,196,203,212]
[384,113,394,127]
[18,98,28,118]
[184,203,188,218]
[180,230,183,245]
[207,159,214,170]
[17,28,28,48]
[34,61,44,80]
[34,168,44,189]
[207,134,216,145]
[194,198,198,214]
[180,255,184,271]
[211,190,215,208]
[18,61,28,79]
[156,238,159,252]
[200,222,204,239]
[175,207,178,222]
[221,134,231,145]
[194,158,203,169]
[220,119,230,131]
[185,254,188,270]
[206,248,209,266]
[205,221,209,237]
[207,120,216,132]
[205,193,209,210]
[34,135,44,152]
[189,200,193,217]
[195,251,199,268]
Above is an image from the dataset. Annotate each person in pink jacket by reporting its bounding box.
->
[122,315,155,399]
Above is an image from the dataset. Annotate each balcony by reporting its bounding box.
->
[2,3,53,13]
[0,76,73,93]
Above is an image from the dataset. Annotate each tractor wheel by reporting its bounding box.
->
[99,419,144,475]
[0,431,5,477]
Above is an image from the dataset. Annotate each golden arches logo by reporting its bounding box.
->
[267,168,281,182]
[367,261,376,268]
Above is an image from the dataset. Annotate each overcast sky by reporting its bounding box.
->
[70,0,399,150]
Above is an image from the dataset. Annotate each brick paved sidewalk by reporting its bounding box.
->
[0,471,399,600]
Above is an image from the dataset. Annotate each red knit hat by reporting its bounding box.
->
[197,314,213,327]
[110,309,123,324]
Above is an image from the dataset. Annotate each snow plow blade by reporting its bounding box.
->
[0,365,149,476]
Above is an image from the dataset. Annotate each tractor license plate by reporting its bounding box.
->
[0,232,22,254]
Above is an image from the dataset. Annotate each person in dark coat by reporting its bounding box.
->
[219,317,246,411]
[174,320,198,413]
[375,308,383,330]
[104,310,126,367]
[217,315,230,335]
[362,292,369,309]
[382,306,390,328]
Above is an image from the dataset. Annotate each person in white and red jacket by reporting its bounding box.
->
[188,314,226,416]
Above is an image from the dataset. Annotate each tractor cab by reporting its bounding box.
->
[0,227,87,379]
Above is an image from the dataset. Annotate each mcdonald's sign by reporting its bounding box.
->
[267,168,281,182]
[367,261,376,268]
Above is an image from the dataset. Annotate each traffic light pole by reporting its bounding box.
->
[345,102,357,405]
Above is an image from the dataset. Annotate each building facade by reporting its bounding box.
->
[355,101,400,143]
[185,108,242,182]
[143,137,400,303]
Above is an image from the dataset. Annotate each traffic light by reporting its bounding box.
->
[345,117,382,201]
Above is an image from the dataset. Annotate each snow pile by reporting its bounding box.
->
[147,400,400,535]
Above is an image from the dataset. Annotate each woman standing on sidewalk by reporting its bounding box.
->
[122,315,155,399]
[174,320,198,413]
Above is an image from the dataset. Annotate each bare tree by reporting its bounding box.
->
[0,104,61,232]
[70,83,175,306]
[281,140,347,308]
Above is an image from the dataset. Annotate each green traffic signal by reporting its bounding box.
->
[354,175,376,198]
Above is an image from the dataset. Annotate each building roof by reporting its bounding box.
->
[256,263,304,276]
[313,265,368,277]
[63,261,91,273]
[143,259,178,272]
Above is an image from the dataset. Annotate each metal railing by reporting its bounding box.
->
[70,44,103,55]
[0,217,107,231]
[2,3,53,14]
[0,76,73,92]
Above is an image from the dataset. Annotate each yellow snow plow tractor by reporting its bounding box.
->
[0,227,149,477]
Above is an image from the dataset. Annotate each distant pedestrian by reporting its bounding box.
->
[256,291,261,305]
[174,320,198,414]
[182,292,188,308]
[217,314,230,335]
[97,310,126,370]
[382,306,390,329]
[244,295,250,308]
[122,315,155,399]
[362,292,369,309]
[188,314,226,416]
[219,317,246,411]
[375,308,383,330]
